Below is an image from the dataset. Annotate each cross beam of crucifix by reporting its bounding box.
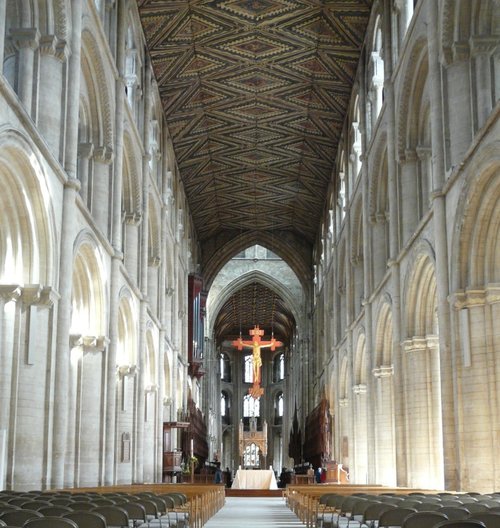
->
[232,325,283,398]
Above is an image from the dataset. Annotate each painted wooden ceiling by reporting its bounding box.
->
[137,0,371,342]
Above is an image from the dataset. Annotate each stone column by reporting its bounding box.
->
[92,146,114,235]
[399,149,418,243]
[444,43,473,168]
[51,0,83,489]
[426,0,455,491]
[77,143,94,207]
[383,0,405,486]
[64,0,83,181]
[135,59,153,483]
[38,35,67,159]
[352,384,368,484]
[104,0,128,486]
[11,28,40,116]
[0,286,22,433]
[0,0,7,73]
[470,37,496,131]
[53,178,80,489]
[123,212,141,281]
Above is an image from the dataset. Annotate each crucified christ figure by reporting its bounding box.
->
[232,326,283,394]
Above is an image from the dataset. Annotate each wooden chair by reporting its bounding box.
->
[23,518,79,528]
[379,507,419,528]
[433,521,486,528]
[63,511,107,528]
[401,511,448,528]
[467,512,500,528]
[0,508,43,526]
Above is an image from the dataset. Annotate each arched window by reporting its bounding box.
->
[367,15,384,136]
[220,352,231,382]
[221,391,228,417]
[244,354,253,383]
[273,353,285,382]
[243,394,260,417]
[243,443,260,467]
[276,392,284,418]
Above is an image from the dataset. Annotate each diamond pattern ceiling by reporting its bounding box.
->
[137,0,371,340]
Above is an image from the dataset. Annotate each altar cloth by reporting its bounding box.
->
[231,469,278,489]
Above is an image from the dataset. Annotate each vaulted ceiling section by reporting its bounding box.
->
[137,0,372,285]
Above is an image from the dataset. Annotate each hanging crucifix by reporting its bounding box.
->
[233,325,283,399]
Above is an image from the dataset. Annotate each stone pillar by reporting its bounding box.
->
[444,43,473,168]
[471,37,496,131]
[38,35,67,159]
[11,28,40,116]
[50,0,83,489]
[123,212,141,281]
[383,0,405,486]
[0,286,22,434]
[135,60,153,482]
[92,146,114,235]
[352,384,368,484]
[372,366,396,485]
[399,149,418,243]
[426,0,455,491]
[0,0,7,73]
[104,0,129,486]
[77,143,94,207]
[52,178,80,489]
[64,0,83,181]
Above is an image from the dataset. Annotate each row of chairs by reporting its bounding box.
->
[315,493,500,528]
[0,490,190,528]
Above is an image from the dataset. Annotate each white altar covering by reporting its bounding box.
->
[231,469,278,489]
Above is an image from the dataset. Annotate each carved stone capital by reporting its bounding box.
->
[403,335,439,352]
[0,285,22,303]
[339,397,349,407]
[117,364,138,378]
[78,142,94,159]
[470,37,497,56]
[372,365,393,378]
[21,284,43,306]
[10,28,40,50]
[352,384,367,395]
[149,256,161,267]
[93,145,114,164]
[123,211,142,225]
[451,284,500,309]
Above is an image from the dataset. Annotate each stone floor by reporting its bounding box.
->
[204,496,306,527]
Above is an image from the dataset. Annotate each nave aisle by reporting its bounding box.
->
[203,496,306,527]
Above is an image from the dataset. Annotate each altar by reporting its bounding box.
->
[231,469,278,489]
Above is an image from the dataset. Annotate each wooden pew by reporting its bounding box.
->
[59,483,225,528]
[284,484,445,527]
